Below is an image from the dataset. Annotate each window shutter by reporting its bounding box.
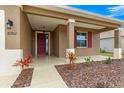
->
[74,30,76,48]
[88,32,92,48]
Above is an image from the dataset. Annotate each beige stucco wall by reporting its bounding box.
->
[54,24,100,57]
[59,25,67,57]
[0,5,21,49]
[20,10,32,58]
[0,5,32,58]
[75,32,100,56]
[100,28,124,39]
[32,31,35,56]
[75,26,100,56]
[53,26,60,57]
[50,31,54,56]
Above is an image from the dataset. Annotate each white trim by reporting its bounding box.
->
[76,47,87,48]
[76,31,88,48]
[113,48,122,59]
[35,32,37,56]
[35,31,51,56]
[68,19,75,23]
[0,10,5,49]
[115,28,121,31]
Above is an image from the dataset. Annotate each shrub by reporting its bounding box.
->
[105,57,113,64]
[84,56,94,66]
[100,49,107,53]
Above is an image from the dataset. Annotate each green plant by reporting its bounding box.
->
[105,57,113,64]
[84,56,93,66]
[100,49,107,53]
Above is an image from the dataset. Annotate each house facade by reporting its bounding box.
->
[0,5,124,75]
[100,28,124,52]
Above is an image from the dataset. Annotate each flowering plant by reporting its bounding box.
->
[13,55,32,69]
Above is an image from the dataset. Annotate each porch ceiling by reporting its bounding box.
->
[27,14,105,31]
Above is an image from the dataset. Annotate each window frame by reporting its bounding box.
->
[76,31,88,48]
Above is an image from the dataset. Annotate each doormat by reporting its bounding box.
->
[11,68,34,88]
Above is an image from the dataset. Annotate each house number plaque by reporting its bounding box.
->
[7,31,17,35]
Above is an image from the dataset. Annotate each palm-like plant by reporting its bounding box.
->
[13,55,32,70]
[66,52,77,69]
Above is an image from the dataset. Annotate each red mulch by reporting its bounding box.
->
[11,68,34,88]
[55,59,124,88]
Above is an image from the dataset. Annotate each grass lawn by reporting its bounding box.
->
[100,52,124,58]
[100,52,113,57]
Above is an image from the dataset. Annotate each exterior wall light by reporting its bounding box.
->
[6,19,13,29]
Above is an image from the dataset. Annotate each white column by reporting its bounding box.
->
[114,28,122,59]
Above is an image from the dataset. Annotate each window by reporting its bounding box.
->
[76,32,87,47]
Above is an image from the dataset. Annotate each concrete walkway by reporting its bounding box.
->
[0,74,19,88]
[30,56,67,88]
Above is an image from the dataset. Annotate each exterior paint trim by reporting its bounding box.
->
[88,32,92,48]
[114,48,122,59]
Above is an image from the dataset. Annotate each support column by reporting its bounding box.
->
[66,19,75,57]
[114,28,122,59]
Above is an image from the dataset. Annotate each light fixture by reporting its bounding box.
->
[6,19,13,29]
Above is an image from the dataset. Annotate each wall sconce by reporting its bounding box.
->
[6,19,13,29]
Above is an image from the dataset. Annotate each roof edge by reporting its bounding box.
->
[31,5,124,26]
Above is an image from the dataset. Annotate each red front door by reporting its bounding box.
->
[37,33,46,56]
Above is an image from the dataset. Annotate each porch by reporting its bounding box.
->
[23,5,124,59]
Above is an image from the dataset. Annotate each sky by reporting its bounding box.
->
[70,5,124,20]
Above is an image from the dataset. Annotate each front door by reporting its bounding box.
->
[37,33,46,56]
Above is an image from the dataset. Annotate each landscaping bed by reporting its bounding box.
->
[11,68,34,88]
[55,59,124,88]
